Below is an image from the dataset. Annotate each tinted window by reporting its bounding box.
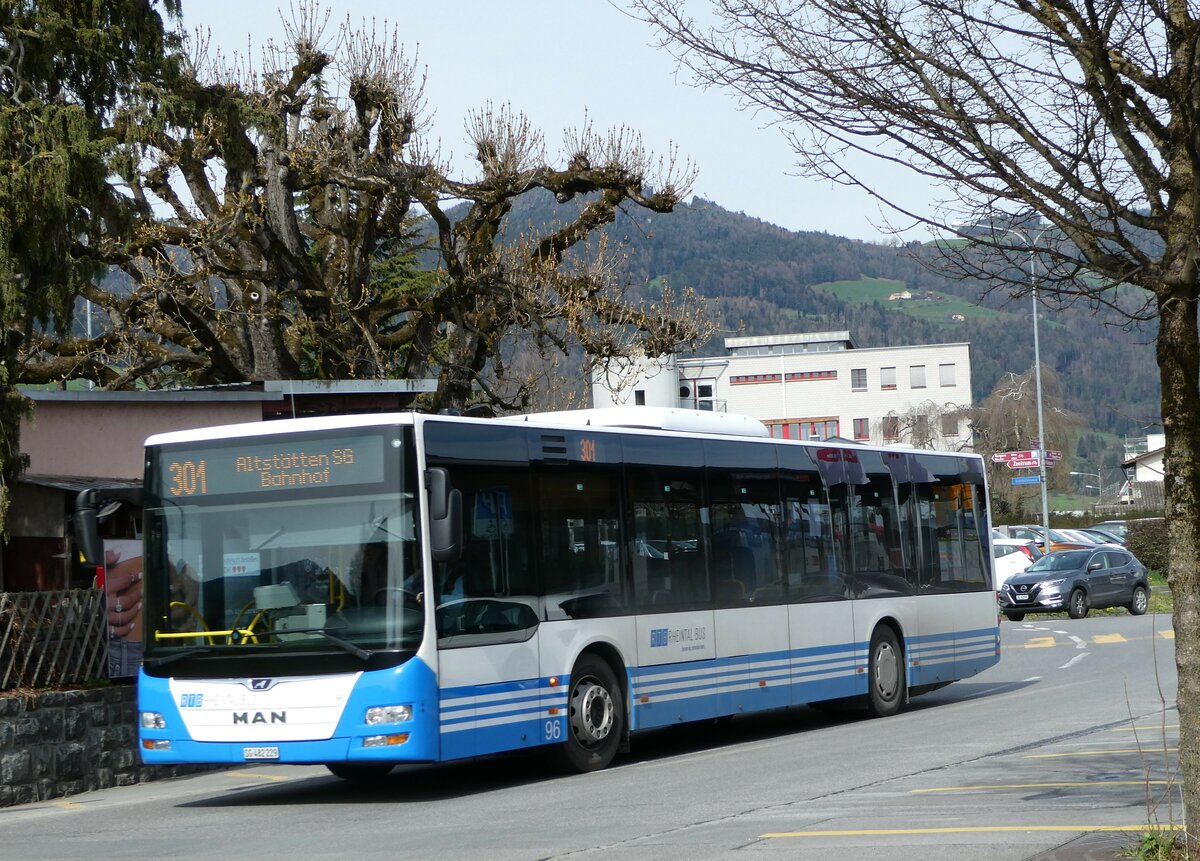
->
[628,465,707,612]
[536,466,626,620]
[706,441,782,608]
[779,445,849,601]
[430,462,540,646]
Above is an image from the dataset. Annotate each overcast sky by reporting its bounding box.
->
[184,1,926,243]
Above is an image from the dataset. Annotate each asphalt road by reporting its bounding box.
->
[0,612,1179,861]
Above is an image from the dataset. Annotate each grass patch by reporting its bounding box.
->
[811,277,1007,322]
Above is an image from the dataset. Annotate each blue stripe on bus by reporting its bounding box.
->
[433,626,998,753]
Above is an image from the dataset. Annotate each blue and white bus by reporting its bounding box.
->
[76,407,999,778]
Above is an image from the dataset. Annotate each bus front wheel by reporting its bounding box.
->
[553,653,625,773]
[867,626,906,718]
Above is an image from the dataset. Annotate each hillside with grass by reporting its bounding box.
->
[464,191,1163,437]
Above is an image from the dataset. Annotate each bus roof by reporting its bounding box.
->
[494,408,770,438]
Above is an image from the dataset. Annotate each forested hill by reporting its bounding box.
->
[498,191,1160,437]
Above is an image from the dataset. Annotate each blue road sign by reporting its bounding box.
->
[1011,475,1042,485]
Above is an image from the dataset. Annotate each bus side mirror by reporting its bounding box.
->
[73,490,103,567]
[426,468,463,563]
[73,486,144,566]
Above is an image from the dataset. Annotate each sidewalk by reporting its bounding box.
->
[1028,830,1151,860]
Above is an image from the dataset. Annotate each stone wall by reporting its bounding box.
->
[0,685,216,807]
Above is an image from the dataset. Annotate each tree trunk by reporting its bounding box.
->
[1157,291,1200,849]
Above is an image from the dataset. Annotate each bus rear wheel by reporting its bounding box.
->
[326,763,394,780]
[552,653,624,773]
[867,626,906,718]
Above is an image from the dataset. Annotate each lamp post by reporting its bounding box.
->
[1007,225,1051,550]
[1070,469,1102,503]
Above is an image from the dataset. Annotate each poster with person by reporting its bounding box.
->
[103,538,144,678]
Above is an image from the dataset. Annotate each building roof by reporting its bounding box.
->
[20,379,437,403]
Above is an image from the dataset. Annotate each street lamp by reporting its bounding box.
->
[1005,224,1051,549]
[1070,469,1101,499]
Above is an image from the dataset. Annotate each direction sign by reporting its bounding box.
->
[992,450,1036,463]
[1046,450,1063,461]
[1012,475,1042,485]
[1005,458,1041,469]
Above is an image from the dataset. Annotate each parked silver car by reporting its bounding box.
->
[997,545,1149,621]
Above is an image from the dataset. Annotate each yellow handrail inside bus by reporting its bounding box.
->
[167,601,215,645]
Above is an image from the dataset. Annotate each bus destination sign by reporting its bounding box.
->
[159,434,386,498]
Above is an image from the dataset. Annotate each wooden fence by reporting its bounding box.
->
[0,590,107,690]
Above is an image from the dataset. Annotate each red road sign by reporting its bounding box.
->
[992,450,1035,463]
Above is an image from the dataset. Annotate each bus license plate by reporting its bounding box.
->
[243,746,280,760]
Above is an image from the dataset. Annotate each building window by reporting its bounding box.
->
[942,414,959,436]
[910,365,926,388]
[914,415,930,441]
[853,418,870,440]
[881,366,897,390]
[939,363,956,387]
[765,418,839,440]
[851,368,867,391]
[883,416,899,440]
[635,390,646,406]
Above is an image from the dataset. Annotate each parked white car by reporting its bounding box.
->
[992,537,1043,592]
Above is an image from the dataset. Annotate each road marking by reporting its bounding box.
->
[1113,725,1178,733]
[911,780,1172,793]
[1025,747,1176,759]
[1026,636,1056,648]
[1094,634,1127,644]
[761,825,1182,838]
[1160,630,1176,639]
[51,800,83,810]
[1059,653,1090,669]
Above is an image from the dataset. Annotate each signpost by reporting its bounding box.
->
[1011,475,1042,485]
[991,449,1063,470]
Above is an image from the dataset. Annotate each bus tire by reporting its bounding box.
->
[326,763,394,780]
[866,626,905,718]
[553,653,625,773]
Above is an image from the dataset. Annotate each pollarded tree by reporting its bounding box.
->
[634,0,1200,844]
[18,7,711,415]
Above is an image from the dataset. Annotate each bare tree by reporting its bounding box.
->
[970,367,1080,516]
[634,0,1200,844]
[883,398,972,451]
[18,6,711,415]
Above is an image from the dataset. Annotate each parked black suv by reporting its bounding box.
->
[998,546,1150,621]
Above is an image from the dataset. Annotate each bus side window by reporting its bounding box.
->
[535,467,626,620]
[628,467,706,612]
[433,467,539,642]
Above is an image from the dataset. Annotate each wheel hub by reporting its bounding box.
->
[874,642,899,700]
[571,680,614,745]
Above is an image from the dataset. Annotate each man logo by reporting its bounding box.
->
[250,678,272,691]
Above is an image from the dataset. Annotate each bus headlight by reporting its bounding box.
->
[141,711,167,729]
[365,704,412,725]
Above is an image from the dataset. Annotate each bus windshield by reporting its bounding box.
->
[142,425,421,658]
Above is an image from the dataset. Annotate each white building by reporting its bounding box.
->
[592,331,974,451]
[1118,432,1165,505]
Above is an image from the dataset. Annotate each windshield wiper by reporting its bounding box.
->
[145,645,224,669]
[255,625,372,661]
